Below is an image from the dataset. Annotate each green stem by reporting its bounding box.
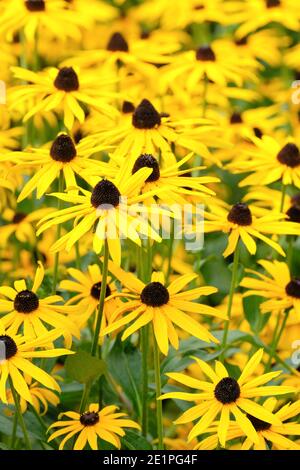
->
[79,383,91,414]
[9,377,32,450]
[279,182,287,213]
[75,241,81,270]
[91,239,109,356]
[266,310,290,371]
[52,172,64,294]
[141,325,149,437]
[202,73,209,118]
[221,243,240,359]
[153,329,164,450]
[10,410,18,449]
[287,236,294,269]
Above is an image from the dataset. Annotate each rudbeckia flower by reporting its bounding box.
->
[59,264,121,330]
[204,201,300,257]
[0,262,79,346]
[48,404,140,450]
[160,349,295,446]
[0,322,73,404]
[37,167,164,265]
[65,0,117,25]
[3,133,112,201]
[101,262,226,355]
[0,0,84,42]
[0,207,53,245]
[8,66,118,129]
[240,259,300,315]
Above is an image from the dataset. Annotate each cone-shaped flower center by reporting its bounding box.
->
[285,279,300,298]
[196,46,216,61]
[54,67,79,92]
[50,134,77,162]
[107,32,129,52]
[246,414,271,431]
[214,377,240,404]
[122,101,135,114]
[141,282,170,307]
[277,143,300,168]
[80,411,99,426]
[90,282,112,300]
[91,180,121,208]
[266,0,280,7]
[25,0,45,11]
[132,154,160,182]
[286,205,300,223]
[0,335,18,360]
[12,212,27,224]
[230,112,243,124]
[227,203,252,226]
[132,99,161,129]
[14,290,39,313]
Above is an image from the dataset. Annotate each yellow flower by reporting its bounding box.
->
[160,349,295,446]
[0,322,73,404]
[0,207,53,245]
[48,404,140,450]
[0,262,79,347]
[102,261,226,355]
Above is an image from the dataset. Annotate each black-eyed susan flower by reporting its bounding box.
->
[101,261,226,355]
[65,0,117,25]
[36,167,164,265]
[48,404,140,450]
[3,133,112,201]
[160,349,295,446]
[204,201,300,257]
[240,259,300,315]
[59,264,121,330]
[0,322,73,404]
[8,66,118,129]
[0,262,79,346]
[0,207,53,245]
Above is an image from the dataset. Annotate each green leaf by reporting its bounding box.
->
[0,405,43,441]
[121,430,152,450]
[243,295,264,332]
[65,350,106,384]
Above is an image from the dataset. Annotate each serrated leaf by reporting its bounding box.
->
[65,350,106,384]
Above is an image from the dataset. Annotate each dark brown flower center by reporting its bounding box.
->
[266,0,280,7]
[14,290,39,313]
[107,32,129,52]
[91,180,121,208]
[50,134,77,162]
[196,46,216,62]
[54,67,79,92]
[25,0,45,12]
[132,99,161,129]
[227,203,252,226]
[122,101,135,114]
[90,282,112,300]
[285,279,300,298]
[132,154,160,182]
[141,282,169,307]
[214,377,240,404]
[0,335,18,360]
[286,205,300,223]
[12,212,27,224]
[80,411,99,426]
[235,37,248,46]
[230,112,243,124]
[246,414,271,431]
[253,127,263,139]
[277,143,300,168]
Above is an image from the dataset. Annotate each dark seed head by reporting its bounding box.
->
[277,143,300,168]
[90,282,111,300]
[214,377,240,404]
[140,31,150,39]
[286,205,300,223]
[227,203,252,226]
[80,411,99,426]
[91,179,121,209]
[54,67,79,92]
[50,134,77,162]
[230,112,243,124]
[132,99,161,129]
[25,0,45,12]
[12,212,27,224]
[246,414,271,431]
[141,281,170,307]
[235,36,248,46]
[14,290,39,313]
[253,127,263,139]
[107,32,129,52]
[0,335,18,360]
[266,0,280,7]
[196,46,216,62]
[285,279,300,298]
[122,101,135,114]
[132,154,160,182]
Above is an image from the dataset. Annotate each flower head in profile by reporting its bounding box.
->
[0,322,73,404]
[48,404,140,450]
[102,261,226,355]
[0,262,79,347]
[160,349,295,446]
